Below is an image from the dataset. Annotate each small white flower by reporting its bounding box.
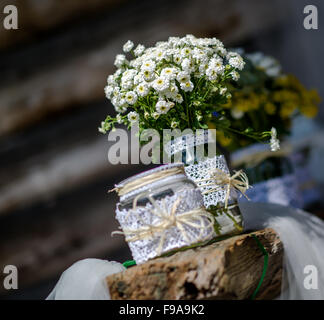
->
[116,114,123,124]
[270,127,280,151]
[114,54,127,68]
[142,59,156,72]
[228,54,245,70]
[219,87,227,95]
[98,122,106,134]
[161,67,177,80]
[154,49,165,61]
[171,121,179,128]
[136,83,149,97]
[181,58,192,71]
[156,100,170,114]
[125,91,138,105]
[230,71,240,81]
[152,112,160,119]
[180,81,194,92]
[142,70,154,81]
[104,85,114,98]
[127,111,139,123]
[176,71,190,83]
[123,40,134,53]
[174,93,184,103]
[173,54,182,64]
[181,47,192,57]
[153,77,170,92]
[134,44,145,56]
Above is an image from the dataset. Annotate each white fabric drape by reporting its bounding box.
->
[240,202,324,300]
[46,259,125,300]
[46,203,324,300]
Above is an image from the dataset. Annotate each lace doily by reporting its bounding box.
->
[185,155,236,208]
[164,131,215,156]
[115,189,215,264]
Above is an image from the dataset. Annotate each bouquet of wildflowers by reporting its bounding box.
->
[214,52,320,151]
[99,35,275,143]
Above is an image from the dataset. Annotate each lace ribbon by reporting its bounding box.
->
[112,193,215,257]
[195,169,251,208]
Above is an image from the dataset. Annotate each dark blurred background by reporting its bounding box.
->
[0,0,323,299]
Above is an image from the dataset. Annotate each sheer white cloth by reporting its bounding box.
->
[46,259,125,300]
[46,203,324,300]
[240,202,324,300]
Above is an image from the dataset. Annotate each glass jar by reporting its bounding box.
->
[114,163,216,264]
[164,132,244,237]
[117,164,197,211]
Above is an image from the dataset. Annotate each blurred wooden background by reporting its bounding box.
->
[0,0,323,299]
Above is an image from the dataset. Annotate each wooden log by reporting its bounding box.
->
[107,228,283,300]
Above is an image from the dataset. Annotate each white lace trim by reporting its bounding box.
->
[185,155,237,208]
[115,189,215,264]
[164,131,215,156]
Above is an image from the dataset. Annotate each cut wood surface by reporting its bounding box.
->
[107,228,283,300]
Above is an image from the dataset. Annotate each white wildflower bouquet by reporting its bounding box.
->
[99,35,246,135]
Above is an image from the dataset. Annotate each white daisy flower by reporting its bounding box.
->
[176,71,190,83]
[173,54,182,65]
[228,54,245,70]
[142,70,154,82]
[180,81,194,92]
[134,44,145,56]
[136,83,149,97]
[152,112,160,119]
[230,71,240,81]
[171,121,179,128]
[161,67,177,80]
[156,100,170,114]
[141,59,156,72]
[181,47,192,57]
[125,91,138,105]
[219,87,227,95]
[206,67,218,81]
[181,58,192,71]
[153,77,170,92]
[127,111,139,123]
[104,85,114,98]
[123,40,134,53]
[174,93,183,103]
[114,54,127,68]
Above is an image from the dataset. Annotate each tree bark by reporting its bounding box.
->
[107,228,283,300]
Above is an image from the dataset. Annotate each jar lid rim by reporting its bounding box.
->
[119,173,189,203]
[116,163,184,188]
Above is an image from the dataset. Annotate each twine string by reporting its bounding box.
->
[195,169,251,208]
[112,194,215,257]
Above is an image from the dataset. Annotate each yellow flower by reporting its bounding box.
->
[280,102,296,118]
[217,131,232,147]
[264,102,276,115]
[300,104,318,118]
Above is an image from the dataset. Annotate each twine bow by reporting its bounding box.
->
[195,169,251,208]
[112,194,214,257]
